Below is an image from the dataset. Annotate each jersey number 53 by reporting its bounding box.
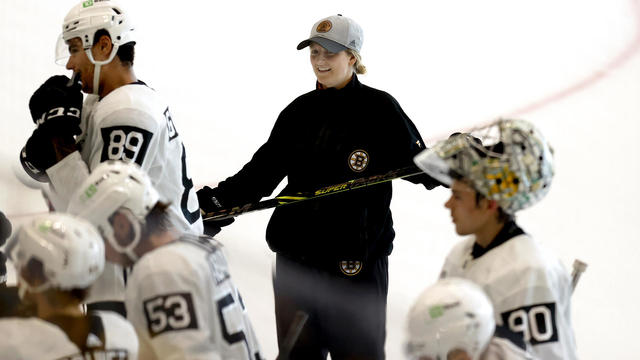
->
[143,292,198,337]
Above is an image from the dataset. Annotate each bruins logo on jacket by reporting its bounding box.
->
[339,260,363,276]
[348,150,369,172]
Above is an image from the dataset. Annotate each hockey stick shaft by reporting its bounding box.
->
[571,259,588,294]
[276,310,310,360]
[202,165,424,221]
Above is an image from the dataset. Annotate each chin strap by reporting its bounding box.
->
[121,211,141,263]
[92,63,102,96]
[84,44,121,95]
[17,275,51,300]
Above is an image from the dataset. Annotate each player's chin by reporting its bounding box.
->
[453,224,468,236]
[78,73,91,93]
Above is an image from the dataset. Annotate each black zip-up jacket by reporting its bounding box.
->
[214,75,439,262]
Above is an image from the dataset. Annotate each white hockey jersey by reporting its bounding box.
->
[46,82,203,304]
[125,235,262,360]
[0,310,138,359]
[47,82,203,235]
[441,233,577,360]
[481,336,535,360]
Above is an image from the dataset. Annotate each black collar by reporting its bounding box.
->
[470,220,524,259]
[315,73,362,91]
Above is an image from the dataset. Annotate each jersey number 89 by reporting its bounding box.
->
[101,126,153,166]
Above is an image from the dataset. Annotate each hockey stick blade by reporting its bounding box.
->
[202,166,424,221]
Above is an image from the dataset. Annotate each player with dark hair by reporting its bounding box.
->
[414,119,577,359]
[0,213,138,359]
[68,161,262,360]
[18,0,202,313]
[197,14,441,359]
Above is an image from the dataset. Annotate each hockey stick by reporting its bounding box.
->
[276,310,310,360]
[571,259,588,294]
[271,260,310,360]
[202,165,424,221]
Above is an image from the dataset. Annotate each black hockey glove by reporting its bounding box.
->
[21,76,83,181]
[19,133,57,182]
[420,173,446,190]
[29,75,83,137]
[197,186,235,237]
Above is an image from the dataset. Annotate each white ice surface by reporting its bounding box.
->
[2,1,640,358]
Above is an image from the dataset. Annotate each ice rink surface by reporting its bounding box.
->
[2,1,640,358]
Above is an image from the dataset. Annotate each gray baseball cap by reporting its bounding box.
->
[297,14,363,53]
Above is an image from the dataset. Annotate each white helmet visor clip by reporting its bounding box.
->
[102,208,141,263]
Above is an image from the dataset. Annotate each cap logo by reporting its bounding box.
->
[82,0,94,7]
[316,20,333,33]
[348,150,369,172]
[339,260,362,276]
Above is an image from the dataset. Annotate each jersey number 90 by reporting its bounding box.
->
[501,302,558,345]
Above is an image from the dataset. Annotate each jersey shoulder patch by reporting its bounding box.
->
[163,107,179,141]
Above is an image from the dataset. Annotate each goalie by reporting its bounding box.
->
[413,119,578,359]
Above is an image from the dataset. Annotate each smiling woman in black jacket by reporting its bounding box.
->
[198,14,440,360]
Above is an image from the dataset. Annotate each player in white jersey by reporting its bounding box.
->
[413,119,577,360]
[0,213,138,359]
[405,277,533,360]
[67,161,263,360]
[18,0,202,311]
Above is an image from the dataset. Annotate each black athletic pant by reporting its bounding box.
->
[274,254,388,360]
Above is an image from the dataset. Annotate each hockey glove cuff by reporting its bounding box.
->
[197,186,235,236]
[20,129,77,182]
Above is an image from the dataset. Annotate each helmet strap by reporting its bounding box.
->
[84,43,121,96]
[17,274,51,300]
[122,210,141,263]
[103,209,141,264]
[92,63,102,96]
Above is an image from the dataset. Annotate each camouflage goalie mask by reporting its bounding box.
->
[414,119,554,214]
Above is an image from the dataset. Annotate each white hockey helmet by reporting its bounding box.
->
[414,119,554,214]
[405,278,495,360]
[6,213,104,295]
[67,160,159,262]
[55,0,135,93]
